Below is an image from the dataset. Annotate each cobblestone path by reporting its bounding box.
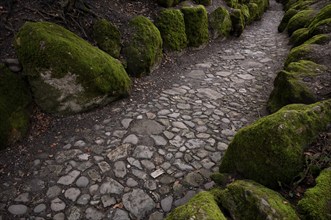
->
[0,1,289,219]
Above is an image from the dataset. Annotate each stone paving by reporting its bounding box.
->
[0,1,289,219]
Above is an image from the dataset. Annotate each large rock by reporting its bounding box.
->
[209,7,232,39]
[267,60,330,113]
[216,180,299,220]
[0,64,31,149]
[298,167,331,220]
[123,16,163,77]
[181,5,209,47]
[219,100,331,188]
[230,9,245,37]
[92,19,121,58]
[286,9,316,36]
[165,191,226,220]
[156,9,187,51]
[15,21,131,115]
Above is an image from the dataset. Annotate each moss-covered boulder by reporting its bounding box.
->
[123,16,163,77]
[298,167,331,220]
[209,7,232,39]
[286,10,316,36]
[216,180,299,219]
[0,65,31,149]
[15,21,131,115]
[267,60,330,113]
[92,19,121,58]
[165,191,226,220]
[181,5,209,47]
[156,9,187,51]
[309,18,331,36]
[289,27,310,46]
[278,9,299,32]
[304,33,331,45]
[224,0,238,8]
[248,3,260,21]
[230,9,245,37]
[308,4,331,29]
[193,0,212,6]
[251,0,269,17]
[219,100,331,188]
[240,4,252,24]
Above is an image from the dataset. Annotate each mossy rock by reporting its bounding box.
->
[123,16,163,77]
[0,65,31,149]
[193,0,212,6]
[285,43,331,67]
[248,3,260,21]
[165,191,226,220]
[156,9,187,51]
[309,18,331,36]
[157,0,174,7]
[230,9,245,37]
[219,100,331,188]
[181,5,209,47]
[285,0,317,12]
[278,8,299,32]
[304,33,331,45]
[15,21,131,115]
[298,167,331,220]
[250,0,269,17]
[216,180,300,219]
[287,10,316,36]
[224,0,239,8]
[240,4,252,24]
[290,28,310,46]
[267,58,330,113]
[92,19,121,58]
[209,7,232,39]
[308,4,331,28]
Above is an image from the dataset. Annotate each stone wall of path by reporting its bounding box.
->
[0,1,290,219]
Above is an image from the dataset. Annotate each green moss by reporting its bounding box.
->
[92,19,121,58]
[309,18,331,36]
[287,10,316,36]
[157,0,174,7]
[285,0,317,12]
[308,4,331,28]
[278,9,299,32]
[193,0,212,6]
[298,167,331,220]
[285,43,312,66]
[156,9,187,51]
[290,28,310,46]
[219,100,331,188]
[248,3,260,21]
[209,7,232,39]
[250,0,269,17]
[216,180,299,220]
[165,191,226,220]
[0,65,31,148]
[230,9,245,37]
[286,59,327,74]
[123,16,163,77]
[224,0,239,8]
[304,33,331,45]
[267,70,316,113]
[15,21,131,114]
[210,173,229,186]
[181,6,209,47]
[240,4,252,24]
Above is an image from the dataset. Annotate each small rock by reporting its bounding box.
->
[8,204,28,215]
[65,187,81,202]
[161,196,173,212]
[101,195,116,208]
[57,170,80,185]
[51,198,66,212]
[76,176,89,187]
[34,204,46,213]
[77,194,91,205]
[114,161,127,178]
[85,207,104,220]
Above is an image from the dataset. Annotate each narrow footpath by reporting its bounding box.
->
[0,1,289,219]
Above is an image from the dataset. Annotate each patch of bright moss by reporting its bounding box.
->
[308,4,331,28]
[219,100,331,188]
[165,191,226,220]
[209,7,232,39]
[230,9,245,37]
[309,18,331,36]
[123,16,163,77]
[240,4,252,24]
[278,9,299,32]
[304,33,331,45]
[15,21,131,114]
[298,167,331,220]
[156,9,187,51]
[285,43,313,66]
[92,19,121,58]
[290,28,310,46]
[181,5,209,47]
[267,70,316,113]
[216,180,300,220]
[248,3,260,21]
[0,65,31,149]
[287,9,316,36]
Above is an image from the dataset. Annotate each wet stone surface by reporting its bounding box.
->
[0,1,289,219]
